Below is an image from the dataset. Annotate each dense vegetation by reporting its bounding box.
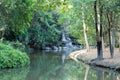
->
[28,10,61,49]
[0,0,120,59]
[0,42,30,69]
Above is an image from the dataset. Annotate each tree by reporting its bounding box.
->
[82,2,89,51]
[69,0,95,49]
[104,0,120,58]
[0,0,35,41]
[28,0,67,49]
[94,0,103,60]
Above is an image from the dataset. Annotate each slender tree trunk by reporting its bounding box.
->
[82,4,89,51]
[111,29,115,58]
[107,12,115,58]
[102,37,105,51]
[94,0,99,56]
[108,28,113,57]
[111,13,115,58]
[117,32,120,52]
[94,0,103,60]
[99,1,103,58]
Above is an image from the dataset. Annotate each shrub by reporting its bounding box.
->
[0,43,30,69]
[2,41,26,52]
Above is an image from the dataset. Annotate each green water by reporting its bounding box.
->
[0,50,120,80]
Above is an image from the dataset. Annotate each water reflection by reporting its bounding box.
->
[0,50,120,80]
[91,67,118,80]
[0,67,29,80]
[84,65,89,80]
[61,48,73,64]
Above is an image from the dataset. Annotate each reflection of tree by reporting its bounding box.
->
[27,52,65,80]
[110,71,116,80]
[0,67,30,80]
[97,69,104,80]
[93,67,118,80]
[61,48,73,64]
[84,65,89,80]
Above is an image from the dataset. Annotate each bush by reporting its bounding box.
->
[0,43,30,69]
[2,41,26,52]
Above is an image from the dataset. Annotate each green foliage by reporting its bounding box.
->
[2,41,26,52]
[0,43,30,69]
[28,10,61,48]
[69,0,96,45]
[0,0,35,40]
[0,0,119,49]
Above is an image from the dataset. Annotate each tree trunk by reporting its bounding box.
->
[94,0,103,60]
[99,0,103,59]
[102,37,105,51]
[117,32,120,52]
[111,29,115,58]
[108,29,114,58]
[82,4,89,51]
[107,12,115,58]
[111,12,115,58]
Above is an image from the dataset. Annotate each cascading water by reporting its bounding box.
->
[62,32,73,49]
[62,33,67,43]
[61,31,74,63]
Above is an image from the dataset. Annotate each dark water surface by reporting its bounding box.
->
[0,50,120,80]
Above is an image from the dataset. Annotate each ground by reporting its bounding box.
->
[69,48,120,71]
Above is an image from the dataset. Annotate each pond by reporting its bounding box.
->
[0,50,120,80]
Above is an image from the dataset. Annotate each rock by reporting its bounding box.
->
[58,47,62,51]
[53,46,58,50]
[45,47,51,50]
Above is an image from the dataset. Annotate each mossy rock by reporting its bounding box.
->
[0,43,30,69]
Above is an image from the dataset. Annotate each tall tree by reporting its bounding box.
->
[105,0,119,58]
[82,2,89,51]
[94,0,103,60]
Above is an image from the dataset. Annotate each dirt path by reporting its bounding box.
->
[69,48,120,71]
